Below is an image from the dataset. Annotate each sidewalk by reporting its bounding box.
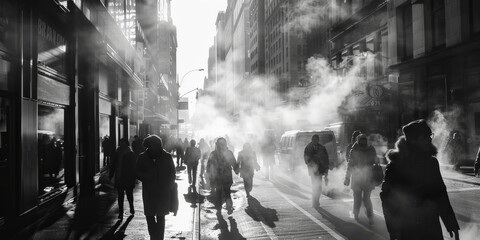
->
[14,167,196,240]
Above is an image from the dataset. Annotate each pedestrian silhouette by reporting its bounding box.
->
[261,133,276,179]
[207,137,237,214]
[185,139,201,187]
[175,138,184,168]
[136,135,176,240]
[102,135,112,166]
[304,134,329,208]
[198,138,211,185]
[237,143,260,197]
[110,138,136,219]
[380,119,460,240]
[344,134,377,225]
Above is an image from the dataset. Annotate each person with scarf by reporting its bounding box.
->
[304,134,329,208]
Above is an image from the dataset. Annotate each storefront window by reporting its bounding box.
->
[99,114,110,172]
[37,19,67,76]
[38,105,65,197]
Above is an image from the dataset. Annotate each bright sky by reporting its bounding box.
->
[171,0,226,98]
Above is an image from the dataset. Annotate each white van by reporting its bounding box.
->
[278,130,338,172]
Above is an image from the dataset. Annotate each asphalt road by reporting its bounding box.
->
[198,165,480,240]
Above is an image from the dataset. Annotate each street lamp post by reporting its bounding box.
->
[177,68,204,138]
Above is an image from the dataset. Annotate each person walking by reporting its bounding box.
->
[207,137,237,214]
[136,135,176,240]
[198,138,211,184]
[345,130,362,162]
[102,135,112,166]
[304,134,329,208]
[344,134,377,225]
[380,119,460,240]
[261,134,276,179]
[185,139,202,187]
[237,143,260,197]
[110,138,137,219]
[175,138,184,167]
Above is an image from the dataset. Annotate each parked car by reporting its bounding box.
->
[278,130,338,172]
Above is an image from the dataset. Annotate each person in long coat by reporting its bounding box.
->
[261,135,276,179]
[237,143,260,197]
[344,134,376,224]
[380,120,460,240]
[304,134,329,208]
[207,137,237,214]
[136,135,176,240]
[110,138,137,219]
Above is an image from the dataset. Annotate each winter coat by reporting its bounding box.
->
[207,149,236,186]
[237,149,260,178]
[110,146,137,189]
[380,137,459,240]
[199,141,211,158]
[345,143,376,191]
[136,149,176,216]
[132,139,145,155]
[304,142,329,176]
[185,146,201,166]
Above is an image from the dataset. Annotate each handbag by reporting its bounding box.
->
[372,163,384,186]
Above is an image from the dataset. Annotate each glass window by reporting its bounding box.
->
[38,105,65,197]
[432,0,446,48]
[37,19,67,76]
[99,114,111,172]
[402,4,413,59]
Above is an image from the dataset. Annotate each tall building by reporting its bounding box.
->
[137,0,178,137]
[0,0,175,236]
[264,0,309,105]
[329,0,396,141]
[387,0,480,159]
[249,0,265,77]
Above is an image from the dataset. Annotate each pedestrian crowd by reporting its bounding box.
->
[103,118,463,240]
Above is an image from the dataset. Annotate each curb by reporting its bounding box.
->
[443,176,480,186]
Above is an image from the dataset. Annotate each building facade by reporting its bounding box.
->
[0,0,175,236]
[388,0,480,159]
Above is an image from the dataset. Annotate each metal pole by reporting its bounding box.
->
[177,69,203,138]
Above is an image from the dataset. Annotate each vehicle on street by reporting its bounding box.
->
[278,130,338,171]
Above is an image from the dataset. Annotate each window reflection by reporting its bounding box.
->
[38,105,65,196]
[0,97,10,220]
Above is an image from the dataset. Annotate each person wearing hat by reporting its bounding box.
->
[344,134,377,225]
[380,120,460,240]
[136,135,176,240]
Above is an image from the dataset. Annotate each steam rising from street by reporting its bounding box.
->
[192,55,365,150]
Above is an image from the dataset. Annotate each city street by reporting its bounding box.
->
[198,164,480,240]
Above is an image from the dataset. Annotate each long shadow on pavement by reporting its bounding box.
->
[65,185,118,239]
[213,212,246,240]
[245,196,279,228]
[314,206,386,240]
